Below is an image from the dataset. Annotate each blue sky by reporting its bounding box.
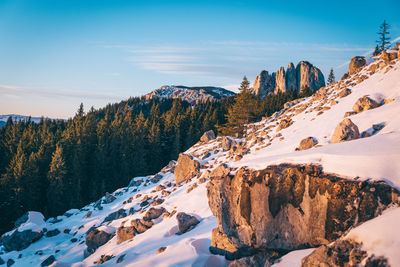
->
[0,0,399,118]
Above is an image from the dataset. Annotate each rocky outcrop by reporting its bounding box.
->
[176,212,200,234]
[253,61,325,97]
[352,95,380,113]
[349,56,367,75]
[200,130,216,143]
[297,137,318,151]
[40,255,55,267]
[1,229,44,252]
[301,239,389,267]
[174,154,200,184]
[331,118,360,144]
[117,219,153,244]
[252,71,276,98]
[207,164,399,260]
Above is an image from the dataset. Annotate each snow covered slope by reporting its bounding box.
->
[1,56,400,267]
[144,85,235,103]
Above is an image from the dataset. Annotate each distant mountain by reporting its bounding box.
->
[0,114,61,127]
[144,85,235,103]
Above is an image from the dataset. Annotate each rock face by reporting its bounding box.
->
[297,137,318,151]
[174,154,200,184]
[301,239,389,267]
[117,219,153,244]
[331,118,360,144]
[352,95,379,113]
[1,229,43,252]
[207,164,399,260]
[253,61,325,97]
[200,130,216,143]
[349,56,367,75]
[252,71,276,98]
[176,212,200,234]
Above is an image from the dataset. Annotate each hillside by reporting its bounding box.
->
[144,85,235,103]
[1,51,400,267]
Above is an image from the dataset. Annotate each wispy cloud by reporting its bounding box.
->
[0,84,128,100]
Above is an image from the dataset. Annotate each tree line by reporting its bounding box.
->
[0,87,310,234]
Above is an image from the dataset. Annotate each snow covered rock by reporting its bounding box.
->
[207,164,399,259]
[85,226,115,254]
[200,130,216,143]
[174,154,200,184]
[330,118,360,144]
[349,56,367,75]
[352,95,380,113]
[41,255,56,266]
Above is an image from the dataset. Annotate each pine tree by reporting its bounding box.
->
[327,68,335,84]
[377,20,391,51]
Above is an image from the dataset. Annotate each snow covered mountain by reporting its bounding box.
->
[144,85,235,103]
[1,50,400,267]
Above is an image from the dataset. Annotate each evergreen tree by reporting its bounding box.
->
[327,68,335,84]
[373,45,381,56]
[377,20,391,51]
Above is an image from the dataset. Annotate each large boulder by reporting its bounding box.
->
[331,118,360,144]
[116,219,153,244]
[85,226,115,253]
[296,61,325,93]
[200,130,216,143]
[352,95,379,113]
[207,164,399,261]
[143,207,166,221]
[176,212,200,234]
[102,209,127,223]
[1,229,44,252]
[221,137,234,151]
[349,56,366,75]
[297,137,318,151]
[174,154,200,184]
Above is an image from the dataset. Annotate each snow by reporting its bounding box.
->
[1,58,399,266]
[345,207,400,266]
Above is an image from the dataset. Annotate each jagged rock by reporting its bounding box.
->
[277,119,293,131]
[331,118,360,144]
[45,229,60,238]
[150,173,163,183]
[221,137,234,151]
[157,246,167,254]
[297,137,318,151]
[296,61,325,93]
[41,255,55,266]
[174,154,200,184]
[381,50,397,61]
[116,254,125,263]
[102,192,116,204]
[209,164,231,180]
[96,254,114,265]
[349,56,367,75]
[131,218,153,234]
[353,95,379,113]
[229,252,276,267]
[253,70,276,97]
[176,212,200,234]
[128,178,143,187]
[301,239,389,267]
[286,63,297,92]
[160,160,176,174]
[1,229,44,252]
[103,209,127,223]
[143,207,166,221]
[207,164,399,256]
[275,67,286,93]
[117,218,154,244]
[338,88,351,98]
[85,227,114,253]
[200,130,216,143]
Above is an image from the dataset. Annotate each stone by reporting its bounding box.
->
[131,219,153,233]
[207,164,399,256]
[209,164,231,180]
[229,252,275,267]
[381,50,397,61]
[221,137,234,151]
[296,61,325,93]
[40,255,55,267]
[176,212,200,234]
[116,254,125,263]
[349,56,366,75]
[0,257,4,265]
[344,111,356,117]
[103,209,127,223]
[174,154,200,184]
[6,259,14,267]
[102,192,116,204]
[157,246,167,254]
[14,213,29,228]
[331,118,360,144]
[1,229,43,252]
[277,119,293,131]
[45,229,60,238]
[338,88,351,98]
[96,254,114,265]
[352,95,379,113]
[200,130,216,143]
[252,70,276,97]
[85,228,114,253]
[341,72,349,80]
[143,207,166,221]
[297,137,318,151]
